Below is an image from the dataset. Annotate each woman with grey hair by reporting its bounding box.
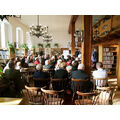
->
[33,64,50,88]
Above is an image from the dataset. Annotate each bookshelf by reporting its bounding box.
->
[15,48,26,57]
[103,46,117,76]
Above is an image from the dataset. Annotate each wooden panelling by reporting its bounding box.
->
[99,19,111,37]
[112,15,120,30]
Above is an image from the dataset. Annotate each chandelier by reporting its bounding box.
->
[0,15,21,21]
[42,27,53,43]
[29,15,47,38]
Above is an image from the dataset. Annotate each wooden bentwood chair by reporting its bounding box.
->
[33,78,50,88]
[96,86,117,105]
[75,91,100,105]
[50,78,68,90]
[93,78,108,89]
[24,85,44,105]
[41,87,64,105]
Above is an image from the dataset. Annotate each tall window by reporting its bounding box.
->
[26,32,32,49]
[16,27,23,48]
[0,19,12,48]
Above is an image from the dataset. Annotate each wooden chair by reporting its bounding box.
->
[33,78,50,88]
[93,78,108,89]
[24,85,44,105]
[96,86,117,105]
[71,78,90,93]
[41,87,64,105]
[75,91,100,105]
[51,78,68,91]
[43,69,54,78]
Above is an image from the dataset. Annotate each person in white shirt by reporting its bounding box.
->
[92,62,108,87]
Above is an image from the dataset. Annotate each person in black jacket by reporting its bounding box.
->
[33,64,50,88]
[71,64,92,93]
[54,62,68,79]
[53,62,68,90]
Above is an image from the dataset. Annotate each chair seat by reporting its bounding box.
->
[45,98,64,105]
[75,99,93,105]
[29,95,44,105]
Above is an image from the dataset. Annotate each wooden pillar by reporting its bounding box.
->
[82,15,92,74]
[117,43,120,88]
[98,44,103,62]
[71,23,75,56]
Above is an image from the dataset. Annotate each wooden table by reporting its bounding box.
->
[0,97,23,105]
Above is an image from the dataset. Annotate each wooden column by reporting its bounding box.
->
[98,44,103,62]
[117,43,120,89]
[71,23,75,56]
[82,15,92,74]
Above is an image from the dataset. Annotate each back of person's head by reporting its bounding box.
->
[35,57,39,61]
[16,62,21,67]
[9,61,15,69]
[59,62,67,70]
[57,59,62,65]
[66,65,72,73]
[96,62,103,69]
[72,61,78,67]
[45,60,49,65]
[78,64,85,70]
[36,64,43,71]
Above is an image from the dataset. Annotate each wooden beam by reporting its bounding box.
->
[82,15,92,74]
[71,23,75,56]
[68,15,79,34]
[117,43,120,88]
[92,39,120,46]
[98,44,103,62]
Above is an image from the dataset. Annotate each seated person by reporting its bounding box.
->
[71,61,78,72]
[53,62,68,90]
[54,62,68,79]
[4,61,24,97]
[33,64,50,88]
[34,57,40,65]
[92,62,108,87]
[71,64,92,92]
[43,60,53,69]
[54,59,62,71]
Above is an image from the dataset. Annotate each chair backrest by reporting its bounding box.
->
[33,78,50,88]
[41,87,64,105]
[43,69,54,78]
[96,86,113,105]
[93,78,108,89]
[24,85,43,105]
[75,91,100,105]
[51,78,68,90]
[71,78,90,93]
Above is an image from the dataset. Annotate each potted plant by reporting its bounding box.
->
[54,43,59,48]
[37,43,43,48]
[45,43,51,48]
[32,46,35,50]
[7,42,15,54]
[21,43,29,51]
